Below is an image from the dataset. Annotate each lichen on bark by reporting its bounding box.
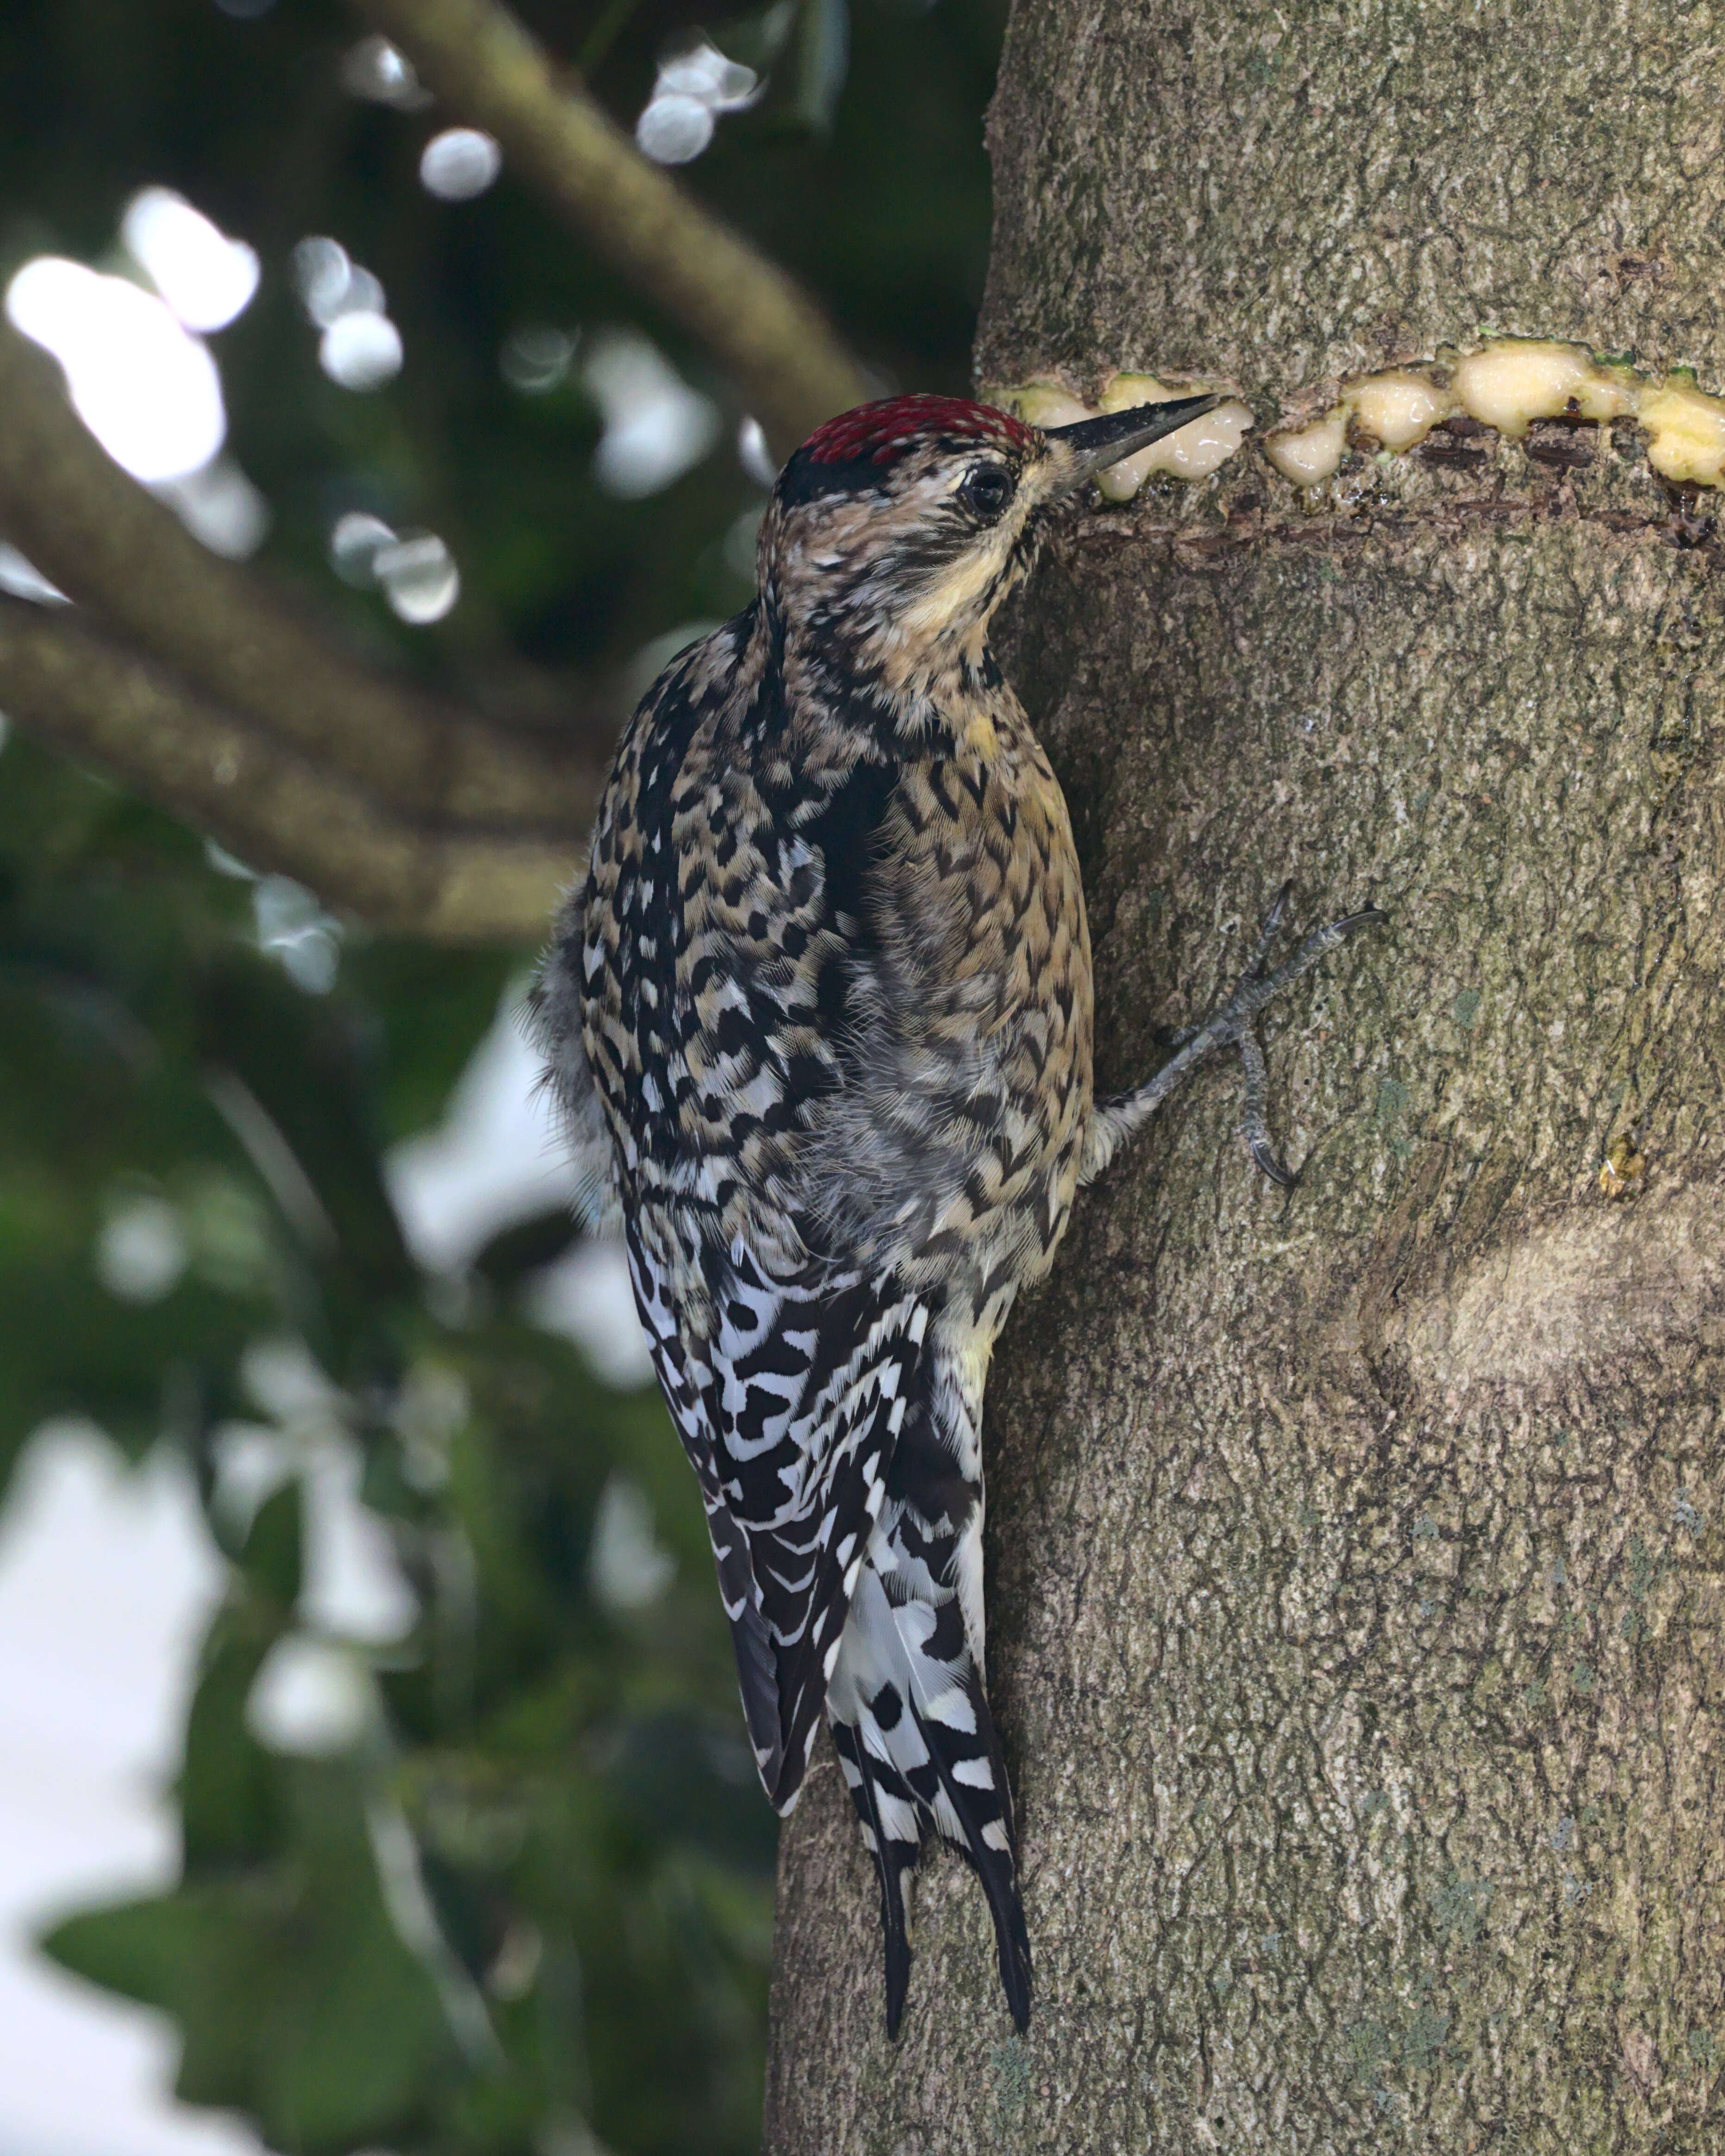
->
[764,5,1725,2150]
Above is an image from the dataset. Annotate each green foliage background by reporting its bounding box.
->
[0,2,1002,2149]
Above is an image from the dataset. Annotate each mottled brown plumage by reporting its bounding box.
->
[534,393,1380,2037]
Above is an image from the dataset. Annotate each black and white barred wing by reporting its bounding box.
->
[627,1224,930,1814]
[624,1233,783,1782]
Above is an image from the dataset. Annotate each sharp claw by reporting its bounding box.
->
[1237,1028,1294,1184]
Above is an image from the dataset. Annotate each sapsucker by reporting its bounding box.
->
[534,393,1381,2037]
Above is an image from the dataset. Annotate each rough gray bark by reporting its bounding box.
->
[764,3,1725,2149]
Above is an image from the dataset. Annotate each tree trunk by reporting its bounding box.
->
[763,4,1725,2148]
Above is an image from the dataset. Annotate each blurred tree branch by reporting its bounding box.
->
[0,331,599,835]
[349,0,873,455]
[0,326,592,941]
[0,0,875,946]
[0,595,577,940]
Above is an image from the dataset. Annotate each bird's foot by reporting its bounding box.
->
[1173,882,1386,1183]
[1086,884,1386,1187]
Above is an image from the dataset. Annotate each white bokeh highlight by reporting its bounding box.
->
[582,328,719,499]
[387,988,583,1276]
[419,129,502,201]
[636,38,758,165]
[0,987,655,2153]
[339,34,431,109]
[587,1474,676,1613]
[6,190,269,554]
[318,310,403,392]
[521,1239,653,1391]
[120,189,259,335]
[6,260,226,484]
[246,1637,374,1756]
[325,513,459,625]
[736,414,777,489]
[156,458,271,561]
[292,237,402,391]
[95,1197,189,1307]
[329,510,397,586]
[371,533,459,624]
[251,875,344,994]
[501,325,575,395]
[0,544,68,604]
[387,986,652,1388]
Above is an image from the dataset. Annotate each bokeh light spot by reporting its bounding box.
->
[291,237,402,389]
[120,187,258,333]
[419,128,502,201]
[253,876,343,994]
[292,236,381,326]
[583,328,719,498]
[737,414,777,487]
[373,533,460,624]
[158,458,270,559]
[329,510,397,586]
[501,325,576,394]
[636,94,715,165]
[247,1636,372,1755]
[94,1197,189,1306]
[588,1474,676,1612]
[339,34,431,108]
[319,310,403,391]
[0,546,68,604]
[5,257,226,483]
[636,36,759,164]
[326,514,458,623]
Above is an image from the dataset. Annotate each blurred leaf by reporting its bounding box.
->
[48,1764,455,2153]
[240,1478,304,1611]
[472,1207,583,1291]
[180,1606,284,1870]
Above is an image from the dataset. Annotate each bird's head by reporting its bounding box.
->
[757,391,1220,685]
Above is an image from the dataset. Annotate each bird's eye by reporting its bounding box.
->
[959,463,1015,522]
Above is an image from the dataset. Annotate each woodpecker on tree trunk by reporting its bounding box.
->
[534,392,1382,2037]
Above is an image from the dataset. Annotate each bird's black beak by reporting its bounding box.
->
[1042,395,1223,492]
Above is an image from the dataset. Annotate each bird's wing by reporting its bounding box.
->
[585,637,978,1808]
[628,1217,930,1812]
[706,1247,931,1812]
[623,1225,784,1783]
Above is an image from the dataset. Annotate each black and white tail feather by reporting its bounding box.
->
[827,1351,1030,2034]
[623,1188,1029,2033]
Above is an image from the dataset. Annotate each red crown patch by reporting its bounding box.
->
[802,395,1035,468]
